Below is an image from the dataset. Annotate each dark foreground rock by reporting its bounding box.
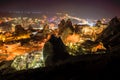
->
[96,17,120,53]
[43,34,70,66]
[1,52,120,80]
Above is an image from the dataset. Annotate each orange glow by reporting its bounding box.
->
[91,42,106,52]
[4,35,50,61]
[64,33,80,43]
[0,38,48,61]
[0,33,30,42]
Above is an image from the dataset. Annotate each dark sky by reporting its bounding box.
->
[0,0,120,19]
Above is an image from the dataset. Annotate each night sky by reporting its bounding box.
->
[0,0,120,19]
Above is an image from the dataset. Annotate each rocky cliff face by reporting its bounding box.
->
[43,34,69,66]
[96,17,120,53]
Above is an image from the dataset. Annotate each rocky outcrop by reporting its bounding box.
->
[96,17,120,53]
[43,35,69,66]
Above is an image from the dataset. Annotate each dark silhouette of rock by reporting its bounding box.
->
[59,19,75,42]
[0,61,16,75]
[58,19,74,35]
[96,17,120,53]
[65,19,74,32]
[1,51,120,80]
[43,34,69,66]
[95,20,102,27]
[15,25,27,35]
[58,19,66,35]
[0,22,12,31]
[109,16,120,25]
